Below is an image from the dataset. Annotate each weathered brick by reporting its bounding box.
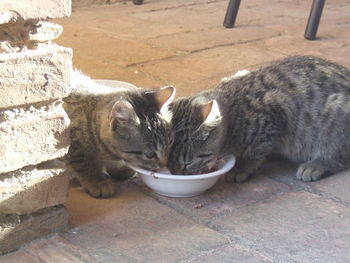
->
[0,205,68,255]
[0,44,72,109]
[0,160,69,215]
[0,0,71,23]
[0,100,70,174]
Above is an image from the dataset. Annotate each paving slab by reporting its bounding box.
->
[137,172,290,223]
[24,235,96,263]
[309,170,350,206]
[0,250,41,263]
[145,26,280,52]
[214,192,350,263]
[57,26,175,67]
[181,243,273,263]
[132,42,286,93]
[62,182,229,263]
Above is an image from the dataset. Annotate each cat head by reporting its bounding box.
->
[108,86,176,171]
[168,97,225,175]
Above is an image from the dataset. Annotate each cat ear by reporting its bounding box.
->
[200,100,222,127]
[110,100,140,128]
[154,86,176,122]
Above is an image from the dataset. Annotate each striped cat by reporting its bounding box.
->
[168,56,350,183]
[64,71,175,197]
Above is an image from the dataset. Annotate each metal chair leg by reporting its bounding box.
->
[223,0,241,28]
[133,0,144,5]
[304,0,326,40]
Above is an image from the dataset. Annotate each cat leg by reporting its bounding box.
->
[72,162,116,198]
[104,160,136,181]
[225,158,265,183]
[296,158,346,182]
[66,147,116,198]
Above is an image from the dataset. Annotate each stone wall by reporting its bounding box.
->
[0,0,72,254]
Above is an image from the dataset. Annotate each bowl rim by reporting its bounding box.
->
[128,154,235,180]
[94,79,138,89]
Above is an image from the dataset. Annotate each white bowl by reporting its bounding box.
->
[128,155,236,198]
[94,79,137,89]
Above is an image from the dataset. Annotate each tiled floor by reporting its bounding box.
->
[2,0,350,262]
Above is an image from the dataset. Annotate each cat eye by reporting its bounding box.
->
[198,153,213,158]
[144,151,156,159]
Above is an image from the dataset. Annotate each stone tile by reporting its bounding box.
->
[56,9,186,41]
[24,235,96,263]
[183,244,273,263]
[310,169,350,205]
[67,53,163,88]
[175,73,226,97]
[214,192,350,262]
[138,172,290,223]
[63,183,229,263]
[0,160,69,215]
[0,206,68,255]
[56,25,175,67]
[133,42,286,86]
[128,1,229,33]
[146,26,280,52]
[0,250,41,263]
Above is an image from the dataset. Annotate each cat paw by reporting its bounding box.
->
[108,167,136,181]
[224,170,250,183]
[296,162,325,182]
[85,179,116,198]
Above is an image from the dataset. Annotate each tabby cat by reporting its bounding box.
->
[168,56,350,183]
[64,71,175,197]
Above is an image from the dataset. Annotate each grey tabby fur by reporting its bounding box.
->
[64,71,175,197]
[168,56,350,183]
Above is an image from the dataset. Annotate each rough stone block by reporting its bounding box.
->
[0,44,72,108]
[29,21,63,42]
[0,0,71,23]
[0,100,70,174]
[0,205,68,255]
[0,20,64,53]
[0,160,69,215]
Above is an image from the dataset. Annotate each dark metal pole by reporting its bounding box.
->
[223,0,241,28]
[304,0,326,40]
[133,0,144,5]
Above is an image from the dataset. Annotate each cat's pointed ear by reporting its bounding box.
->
[154,86,176,122]
[200,100,222,127]
[110,100,140,128]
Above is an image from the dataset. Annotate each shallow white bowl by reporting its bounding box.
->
[128,155,236,198]
[94,79,137,89]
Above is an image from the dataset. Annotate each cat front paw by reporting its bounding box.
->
[224,169,250,183]
[85,178,116,198]
[296,162,326,182]
[108,166,136,181]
